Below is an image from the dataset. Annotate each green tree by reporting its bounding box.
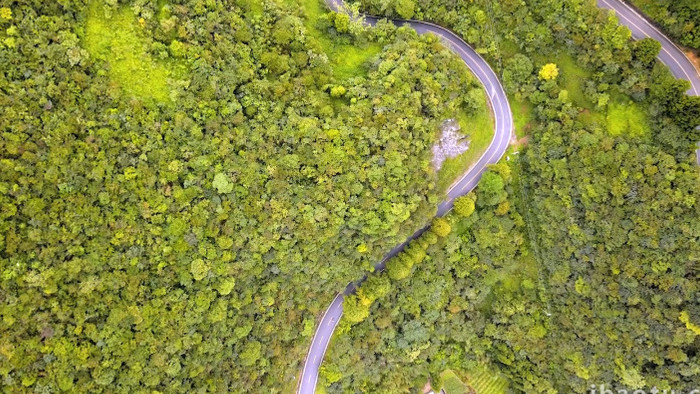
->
[190,259,210,281]
[431,217,452,237]
[633,38,661,66]
[239,341,262,367]
[343,295,370,323]
[477,171,506,206]
[386,255,413,280]
[394,0,415,19]
[454,195,476,217]
[212,173,233,193]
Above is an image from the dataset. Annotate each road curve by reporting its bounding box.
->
[298,2,514,393]
[299,1,700,393]
[596,0,700,163]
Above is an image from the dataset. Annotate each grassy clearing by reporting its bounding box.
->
[439,369,469,394]
[555,52,594,110]
[301,0,382,79]
[606,96,650,137]
[436,89,495,193]
[533,51,594,109]
[465,367,510,394]
[510,95,534,139]
[84,1,185,102]
[439,368,509,394]
[538,50,650,137]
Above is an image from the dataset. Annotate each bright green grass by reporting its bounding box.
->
[606,97,650,137]
[539,50,650,136]
[248,0,264,17]
[510,95,534,139]
[534,51,596,110]
[84,1,184,102]
[439,369,469,394]
[552,52,594,110]
[465,367,510,394]
[436,91,495,194]
[301,0,382,79]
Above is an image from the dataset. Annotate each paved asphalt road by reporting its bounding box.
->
[298,2,513,393]
[299,1,700,393]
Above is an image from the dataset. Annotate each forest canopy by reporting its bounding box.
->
[0,0,488,391]
[1,0,700,392]
[321,0,700,392]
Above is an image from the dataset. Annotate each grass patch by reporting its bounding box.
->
[464,367,509,394]
[439,369,469,394]
[301,0,382,79]
[440,368,509,394]
[606,96,650,137]
[537,49,650,137]
[84,0,185,102]
[510,95,534,139]
[549,52,594,110]
[436,89,495,193]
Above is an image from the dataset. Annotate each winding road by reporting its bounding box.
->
[299,1,700,393]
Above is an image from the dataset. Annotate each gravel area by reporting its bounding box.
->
[432,118,470,170]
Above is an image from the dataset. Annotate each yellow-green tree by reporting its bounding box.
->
[538,63,559,80]
[454,195,476,217]
[431,217,452,237]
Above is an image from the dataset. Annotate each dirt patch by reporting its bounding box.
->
[511,135,530,149]
[685,50,700,76]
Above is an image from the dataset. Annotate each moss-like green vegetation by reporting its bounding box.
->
[84,1,185,102]
[553,52,594,109]
[439,369,469,394]
[240,0,264,17]
[302,0,382,79]
[511,97,534,139]
[606,97,650,137]
[464,368,510,394]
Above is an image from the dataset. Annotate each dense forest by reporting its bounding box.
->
[627,0,700,51]
[323,165,544,392]
[0,0,487,391]
[323,0,700,392]
[2,0,700,392]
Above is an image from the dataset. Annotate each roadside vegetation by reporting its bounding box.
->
[628,0,700,51]
[436,93,494,193]
[323,163,539,392]
[300,0,382,79]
